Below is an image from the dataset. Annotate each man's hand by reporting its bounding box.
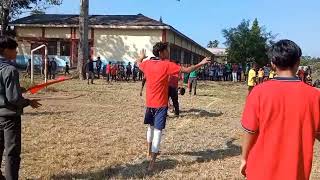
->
[139,49,148,60]
[199,57,211,66]
[29,99,42,109]
[240,159,247,177]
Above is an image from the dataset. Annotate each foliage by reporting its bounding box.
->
[222,18,275,66]
[207,40,219,48]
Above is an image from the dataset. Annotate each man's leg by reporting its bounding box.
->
[90,72,94,84]
[193,79,197,95]
[171,88,179,115]
[188,79,192,95]
[4,116,21,180]
[146,126,154,158]
[148,107,167,171]
[86,73,90,84]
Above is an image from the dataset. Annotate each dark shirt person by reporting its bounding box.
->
[85,58,95,84]
[96,57,102,79]
[0,36,41,180]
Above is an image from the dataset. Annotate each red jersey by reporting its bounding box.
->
[111,65,117,75]
[106,64,111,74]
[139,59,181,108]
[168,73,181,88]
[241,77,320,180]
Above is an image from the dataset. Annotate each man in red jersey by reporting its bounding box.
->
[137,42,210,171]
[240,39,320,180]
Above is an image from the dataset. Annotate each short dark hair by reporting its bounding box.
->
[0,36,18,55]
[153,42,168,57]
[268,39,302,69]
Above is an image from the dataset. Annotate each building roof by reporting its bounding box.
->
[10,14,213,56]
[207,48,227,56]
[10,14,168,28]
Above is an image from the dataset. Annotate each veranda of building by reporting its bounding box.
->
[10,14,213,68]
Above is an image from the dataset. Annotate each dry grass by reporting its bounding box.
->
[17,78,319,179]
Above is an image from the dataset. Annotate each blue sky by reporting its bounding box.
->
[40,0,320,57]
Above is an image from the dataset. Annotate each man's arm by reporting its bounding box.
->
[316,132,320,141]
[240,132,258,176]
[181,57,211,74]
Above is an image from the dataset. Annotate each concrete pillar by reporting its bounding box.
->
[181,50,185,64]
[57,41,61,56]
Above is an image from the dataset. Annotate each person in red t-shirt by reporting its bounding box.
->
[240,39,320,180]
[168,60,183,116]
[106,62,112,83]
[137,42,210,171]
[110,64,118,81]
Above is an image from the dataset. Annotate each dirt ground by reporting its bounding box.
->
[16,79,319,179]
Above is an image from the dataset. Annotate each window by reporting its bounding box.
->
[184,51,191,65]
[60,41,71,56]
[170,46,182,62]
[47,41,57,55]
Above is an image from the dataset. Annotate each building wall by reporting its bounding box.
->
[166,30,211,64]
[45,28,71,39]
[93,29,162,63]
[16,27,42,37]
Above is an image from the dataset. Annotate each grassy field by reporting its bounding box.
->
[18,78,319,179]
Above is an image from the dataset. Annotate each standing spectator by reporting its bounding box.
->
[258,68,264,84]
[47,58,52,79]
[50,58,57,79]
[126,62,132,81]
[226,63,232,81]
[106,62,112,82]
[168,61,181,116]
[209,65,214,81]
[24,59,31,78]
[218,64,223,81]
[269,69,275,79]
[95,56,102,79]
[244,63,250,82]
[188,70,198,95]
[84,57,94,85]
[237,63,242,82]
[111,63,118,82]
[133,62,139,82]
[297,67,305,82]
[232,63,238,82]
[64,61,70,75]
[247,63,257,94]
[138,69,144,81]
[263,65,270,81]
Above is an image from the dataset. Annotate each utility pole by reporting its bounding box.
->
[78,0,89,80]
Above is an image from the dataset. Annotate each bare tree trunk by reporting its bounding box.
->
[1,0,11,36]
[78,0,89,80]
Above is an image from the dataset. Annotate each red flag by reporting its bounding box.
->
[27,76,70,94]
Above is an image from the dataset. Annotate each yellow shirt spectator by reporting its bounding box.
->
[258,69,264,78]
[248,69,256,86]
[269,70,275,79]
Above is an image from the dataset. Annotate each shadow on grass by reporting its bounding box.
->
[24,111,73,116]
[166,138,241,163]
[179,108,223,118]
[50,159,179,179]
[50,139,239,179]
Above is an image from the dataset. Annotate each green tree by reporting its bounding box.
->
[207,40,219,48]
[222,18,274,66]
[0,0,62,35]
